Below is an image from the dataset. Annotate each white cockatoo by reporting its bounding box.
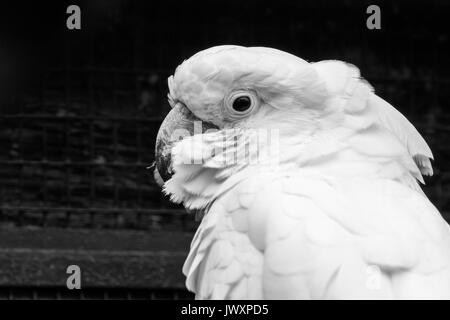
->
[154,45,450,299]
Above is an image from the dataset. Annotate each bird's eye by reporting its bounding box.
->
[232,96,252,112]
[225,90,258,119]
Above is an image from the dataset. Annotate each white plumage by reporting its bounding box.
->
[157,46,450,299]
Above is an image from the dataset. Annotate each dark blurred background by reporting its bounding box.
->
[0,0,448,299]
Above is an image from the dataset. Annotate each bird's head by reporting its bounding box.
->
[154,45,330,186]
[154,45,433,211]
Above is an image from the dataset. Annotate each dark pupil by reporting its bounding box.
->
[232,96,251,112]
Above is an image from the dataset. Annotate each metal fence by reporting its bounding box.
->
[0,0,449,299]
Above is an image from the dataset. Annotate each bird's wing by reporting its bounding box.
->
[184,171,450,299]
[182,178,265,299]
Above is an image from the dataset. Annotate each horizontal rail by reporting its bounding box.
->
[0,206,187,216]
[0,227,193,289]
[45,67,169,75]
[0,114,165,122]
[0,160,154,167]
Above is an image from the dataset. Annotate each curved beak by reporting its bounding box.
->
[154,102,217,186]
